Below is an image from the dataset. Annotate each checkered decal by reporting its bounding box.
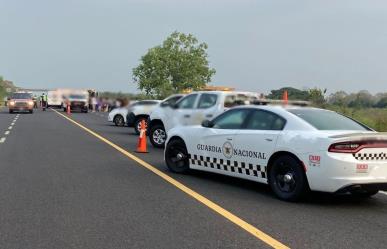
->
[353,152,387,161]
[189,154,267,179]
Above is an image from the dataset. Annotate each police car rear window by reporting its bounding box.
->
[288,109,370,131]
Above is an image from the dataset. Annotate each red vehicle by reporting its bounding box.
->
[8,92,34,114]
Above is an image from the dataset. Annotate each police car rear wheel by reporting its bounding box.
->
[150,124,166,148]
[165,139,189,173]
[114,115,125,127]
[269,155,308,201]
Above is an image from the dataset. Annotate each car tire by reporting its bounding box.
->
[134,117,148,135]
[9,110,13,114]
[350,189,379,198]
[114,115,125,127]
[149,124,167,148]
[29,110,33,114]
[165,139,190,173]
[268,155,309,202]
[63,108,66,112]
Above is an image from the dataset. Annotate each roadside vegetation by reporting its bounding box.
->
[268,87,387,132]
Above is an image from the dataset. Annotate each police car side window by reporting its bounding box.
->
[212,109,251,129]
[198,94,217,109]
[176,94,198,109]
[245,110,286,130]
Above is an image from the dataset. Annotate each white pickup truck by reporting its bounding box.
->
[148,91,259,148]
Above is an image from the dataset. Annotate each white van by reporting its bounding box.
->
[47,90,63,108]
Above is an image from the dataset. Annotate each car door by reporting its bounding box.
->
[191,93,219,125]
[189,108,252,176]
[173,94,199,127]
[232,109,286,182]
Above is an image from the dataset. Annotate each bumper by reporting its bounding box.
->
[9,106,33,111]
[303,151,387,193]
[126,112,136,127]
[336,183,387,193]
[70,105,88,111]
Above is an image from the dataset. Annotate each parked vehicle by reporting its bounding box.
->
[62,90,89,113]
[148,91,259,148]
[125,100,162,134]
[47,90,63,108]
[165,105,387,201]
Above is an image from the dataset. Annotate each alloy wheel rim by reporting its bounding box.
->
[153,129,166,145]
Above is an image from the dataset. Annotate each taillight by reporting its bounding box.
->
[328,141,387,153]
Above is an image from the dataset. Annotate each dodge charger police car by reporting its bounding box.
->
[164,105,387,201]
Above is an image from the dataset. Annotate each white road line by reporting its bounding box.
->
[0,137,5,143]
[380,191,387,196]
[4,131,10,135]
[11,122,15,125]
[8,126,13,130]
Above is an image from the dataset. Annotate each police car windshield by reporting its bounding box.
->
[288,109,370,131]
[70,94,87,99]
[11,93,32,99]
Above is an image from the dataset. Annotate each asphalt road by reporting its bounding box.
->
[1,107,387,249]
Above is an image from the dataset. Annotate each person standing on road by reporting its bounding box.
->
[91,96,97,112]
[41,93,48,110]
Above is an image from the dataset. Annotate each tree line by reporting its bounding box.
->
[267,87,387,109]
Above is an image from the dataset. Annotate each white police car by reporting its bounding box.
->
[164,105,387,201]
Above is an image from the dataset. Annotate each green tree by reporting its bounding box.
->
[328,91,348,106]
[375,96,387,108]
[308,88,327,106]
[267,87,310,100]
[348,90,374,108]
[132,31,216,98]
[0,76,6,102]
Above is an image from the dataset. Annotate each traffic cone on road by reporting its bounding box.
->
[135,120,148,153]
[67,103,71,115]
[283,90,288,105]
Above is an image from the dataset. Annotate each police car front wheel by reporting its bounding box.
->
[165,139,190,173]
[268,155,309,202]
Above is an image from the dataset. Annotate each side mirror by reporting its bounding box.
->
[7,97,10,101]
[201,119,214,128]
[170,103,178,109]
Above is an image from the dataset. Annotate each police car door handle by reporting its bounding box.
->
[265,138,273,142]
[227,138,233,141]
[205,114,213,118]
[184,114,190,118]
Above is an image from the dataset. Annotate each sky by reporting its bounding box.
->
[1,0,387,94]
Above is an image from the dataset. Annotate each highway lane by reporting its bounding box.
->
[0,108,267,249]
[0,107,19,144]
[68,110,387,249]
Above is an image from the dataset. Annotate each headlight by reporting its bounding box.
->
[28,101,34,105]
[9,101,15,106]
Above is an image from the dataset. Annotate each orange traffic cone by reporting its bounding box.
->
[283,90,288,105]
[135,120,148,153]
[67,103,71,115]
